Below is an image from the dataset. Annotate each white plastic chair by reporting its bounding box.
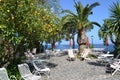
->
[32,48,37,55]
[32,60,50,78]
[110,60,120,75]
[18,63,41,80]
[98,51,114,59]
[81,49,91,60]
[0,67,17,80]
[68,49,75,61]
[45,50,52,58]
[45,49,59,59]
[24,50,49,63]
[97,51,114,63]
[99,53,120,64]
[53,49,61,56]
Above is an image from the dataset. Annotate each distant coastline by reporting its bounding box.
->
[46,44,115,52]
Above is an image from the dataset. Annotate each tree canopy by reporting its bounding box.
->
[99,1,120,54]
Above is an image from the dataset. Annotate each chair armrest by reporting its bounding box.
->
[33,59,49,63]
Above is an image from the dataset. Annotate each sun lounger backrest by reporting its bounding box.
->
[32,48,37,54]
[24,50,36,60]
[68,49,74,58]
[81,49,91,58]
[0,67,10,80]
[116,53,120,59]
[32,60,45,70]
[110,60,120,75]
[18,63,32,78]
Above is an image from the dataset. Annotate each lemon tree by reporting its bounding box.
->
[0,0,43,66]
[0,0,62,66]
[39,7,62,49]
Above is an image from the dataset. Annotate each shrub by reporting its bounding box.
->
[7,58,22,79]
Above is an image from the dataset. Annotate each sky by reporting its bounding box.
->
[58,0,120,45]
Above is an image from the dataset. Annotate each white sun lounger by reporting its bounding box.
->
[18,63,41,80]
[68,49,75,61]
[32,59,50,78]
[0,67,17,80]
[81,48,91,60]
[110,60,120,75]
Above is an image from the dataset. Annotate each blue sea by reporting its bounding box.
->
[47,44,115,52]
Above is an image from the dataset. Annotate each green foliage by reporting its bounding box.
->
[0,43,7,67]
[0,0,41,52]
[98,1,120,53]
[0,40,15,67]
[7,58,22,79]
[0,0,62,52]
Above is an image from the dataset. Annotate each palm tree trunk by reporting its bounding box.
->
[77,29,87,56]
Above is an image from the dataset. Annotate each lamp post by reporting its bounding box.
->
[91,35,94,48]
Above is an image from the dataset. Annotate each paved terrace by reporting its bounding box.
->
[41,52,120,80]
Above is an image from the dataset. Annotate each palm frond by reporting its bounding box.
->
[82,5,90,20]
[62,10,77,17]
[73,1,84,21]
[89,2,100,11]
[110,1,120,19]
[91,22,101,27]
[62,14,77,25]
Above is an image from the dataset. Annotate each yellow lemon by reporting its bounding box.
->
[7,10,10,12]
[12,16,14,20]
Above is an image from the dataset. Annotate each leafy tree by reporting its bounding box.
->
[0,0,62,66]
[40,8,62,50]
[99,1,120,56]
[39,0,62,50]
[47,0,61,15]
[0,0,42,53]
[62,0,100,55]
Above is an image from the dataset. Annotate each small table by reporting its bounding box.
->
[98,54,114,59]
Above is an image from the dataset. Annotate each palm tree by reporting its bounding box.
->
[62,22,77,49]
[99,19,112,45]
[62,0,100,55]
[99,1,120,57]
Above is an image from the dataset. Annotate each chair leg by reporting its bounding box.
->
[43,71,50,79]
[47,71,50,79]
[112,68,119,75]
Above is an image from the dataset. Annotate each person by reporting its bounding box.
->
[86,37,90,48]
[69,38,73,49]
